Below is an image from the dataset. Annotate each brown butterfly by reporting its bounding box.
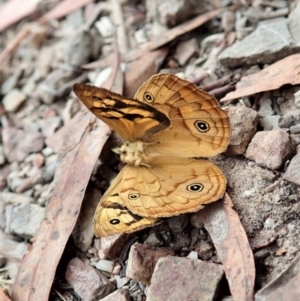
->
[73,73,230,237]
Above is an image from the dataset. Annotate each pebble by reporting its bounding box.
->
[2,127,45,163]
[126,243,174,285]
[264,218,276,230]
[245,130,295,170]
[0,68,23,95]
[0,146,6,165]
[146,256,223,301]
[294,90,300,108]
[114,275,130,289]
[96,259,115,273]
[290,124,300,134]
[2,89,26,112]
[41,148,53,159]
[260,115,280,130]
[143,233,161,247]
[258,96,274,117]
[186,251,198,259]
[224,106,259,156]
[9,203,45,238]
[65,258,115,301]
[95,16,115,37]
[283,151,300,185]
[147,0,206,27]
[241,189,256,199]
[0,192,33,204]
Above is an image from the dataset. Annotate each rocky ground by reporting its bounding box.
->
[1,0,300,300]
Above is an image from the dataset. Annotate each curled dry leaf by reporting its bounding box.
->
[195,193,255,301]
[221,54,300,102]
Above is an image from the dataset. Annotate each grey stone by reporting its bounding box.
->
[219,19,300,67]
[260,115,280,130]
[0,68,23,95]
[62,31,94,66]
[146,0,207,27]
[291,134,300,146]
[289,2,300,44]
[224,106,259,156]
[294,89,300,109]
[258,97,274,117]
[38,116,62,137]
[283,151,300,185]
[0,146,5,165]
[290,124,300,134]
[279,114,300,128]
[2,127,45,163]
[0,192,33,204]
[10,203,45,238]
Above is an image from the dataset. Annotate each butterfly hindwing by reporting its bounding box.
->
[93,169,161,237]
[119,156,226,218]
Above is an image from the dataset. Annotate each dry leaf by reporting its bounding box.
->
[0,0,40,32]
[221,54,300,102]
[195,193,255,301]
[39,0,95,24]
[124,8,227,62]
[83,7,227,69]
[255,254,300,301]
[124,47,169,97]
[11,111,111,301]
[11,32,123,301]
[0,288,11,301]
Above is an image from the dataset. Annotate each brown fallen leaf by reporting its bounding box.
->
[0,25,30,65]
[11,111,111,301]
[195,193,255,301]
[0,0,41,32]
[11,33,123,301]
[38,0,95,24]
[0,288,11,301]
[255,254,300,301]
[124,46,169,97]
[221,54,300,102]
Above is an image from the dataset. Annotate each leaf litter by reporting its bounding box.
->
[1,1,300,301]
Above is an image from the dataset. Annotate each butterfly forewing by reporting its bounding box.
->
[73,83,170,141]
[135,74,230,157]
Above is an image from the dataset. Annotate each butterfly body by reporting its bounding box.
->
[73,74,230,236]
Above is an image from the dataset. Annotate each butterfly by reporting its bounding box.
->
[73,73,230,237]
